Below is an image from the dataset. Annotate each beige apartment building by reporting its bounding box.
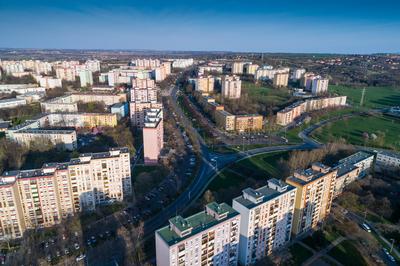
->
[232,62,246,74]
[131,78,155,89]
[221,75,242,99]
[10,129,77,151]
[276,96,347,126]
[156,202,240,266]
[215,110,236,131]
[55,67,76,81]
[233,179,297,265]
[273,72,289,87]
[0,148,131,240]
[286,163,337,236]
[194,76,215,92]
[235,114,263,132]
[245,63,259,75]
[130,87,158,102]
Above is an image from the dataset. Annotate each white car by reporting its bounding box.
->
[76,254,86,262]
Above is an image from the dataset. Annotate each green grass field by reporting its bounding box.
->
[312,114,400,151]
[208,151,289,191]
[242,81,292,107]
[327,240,367,266]
[330,85,400,108]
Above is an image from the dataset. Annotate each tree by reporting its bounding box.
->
[203,190,215,204]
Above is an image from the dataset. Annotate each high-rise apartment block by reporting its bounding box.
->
[39,77,62,89]
[232,62,246,74]
[0,148,131,240]
[130,101,162,128]
[79,70,94,87]
[245,64,259,75]
[221,75,242,99]
[273,72,289,87]
[84,60,101,72]
[232,179,296,265]
[131,78,155,89]
[194,76,215,93]
[155,202,240,266]
[130,87,158,103]
[172,58,194,68]
[291,68,306,81]
[286,163,337,236]
[143,108,164,165]
[133,58,161,69]
[55,67,76,81]
[311,77,329,95]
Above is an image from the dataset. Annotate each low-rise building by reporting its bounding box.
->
[155,202,240,266]
[0,98,27,109]
[235,114,263,132]
[215,110,236,131]
[232,179,296,265]
[11,129,77,151]
[376,151,400,170]
[111,102,128,118]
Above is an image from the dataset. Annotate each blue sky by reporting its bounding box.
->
[1,0,399,53]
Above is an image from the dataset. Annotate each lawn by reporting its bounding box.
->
[329,85,400,109]
[302,229,341,251]
[327,240,367,266]
[312,114,400,151]
[288,243,313,265]
[242,81,293,107]
[208,151,289,191]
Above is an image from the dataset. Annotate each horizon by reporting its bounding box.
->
[1,0,400,54]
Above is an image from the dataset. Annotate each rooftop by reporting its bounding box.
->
[338,151,374,165]
[233,179,295,209]
[156,202,238,246]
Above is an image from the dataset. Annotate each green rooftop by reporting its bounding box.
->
[156,202,239,246]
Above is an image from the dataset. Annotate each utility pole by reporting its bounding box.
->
[390,239,395,253]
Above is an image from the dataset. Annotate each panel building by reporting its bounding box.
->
[221,75,242,99]
[286,163,337,236]
[232,179,296,265]
[143,108,164,165]
[156,202,240,266]
[0,148,131,240]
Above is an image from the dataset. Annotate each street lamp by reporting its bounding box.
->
[390,238,395,253]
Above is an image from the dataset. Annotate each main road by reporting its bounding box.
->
[143,85,320,237]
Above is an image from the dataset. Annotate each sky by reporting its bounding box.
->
[1,0,400,54]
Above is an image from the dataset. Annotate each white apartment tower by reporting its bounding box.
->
[156,202,240,266]
[232,179,297,265]
[221,75,242,99]
[311,77,329,95]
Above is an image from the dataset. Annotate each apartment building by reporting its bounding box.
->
[131,78,155,89]
[0,98,27,109]
[10,129,77,151]
[245,64,259,75]
[155,62,172,82]
[273,72,289,87]
[286,163,337,236]
[39,77,62,89]
[84,60,101,72]
[194,76,215,93]
[55,67,76,81]
[376,151,400,170]
[172,58,194,68]
[130,87,158,102]
[301,72,316,90]
[198,65,223,75]
[132,58,161,69]
[311,77,329,95]
[41,93,127,113]
[155,202,240,266]
[0,148,131,239]
[235,115,263,132]
[0,84,43,94]
[232,179,296,265]
[232,62,246,74]
[221,75,242,99]
[79,70,94,87]
[276,96,347,126]
[215,110,236,131]
[143,108,164,165]
[291,68,306,81]
[255,65,275,80]
[107,68,153,86]
[276,101,304,126]
[130,101,162,128]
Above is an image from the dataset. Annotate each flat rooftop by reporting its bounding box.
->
[338,151,374,165]
[156,202,238,246]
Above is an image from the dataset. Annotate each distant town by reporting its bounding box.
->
[0,50,399,266]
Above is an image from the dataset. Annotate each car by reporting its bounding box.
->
[91,236,96,243]
[56,251,61,257]
[64,248,70,255]
[74,243,80,250]
[388,254,396,262]
[76,254,86,262]
[361,223,371,233]
[47,255,52,262]
[382,248,389,255]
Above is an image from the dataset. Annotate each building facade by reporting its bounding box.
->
[143,108,164,165]
[232,179,296,265]
[156,202,240,266]
[286,163,337,236]
[221,75,242,99]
